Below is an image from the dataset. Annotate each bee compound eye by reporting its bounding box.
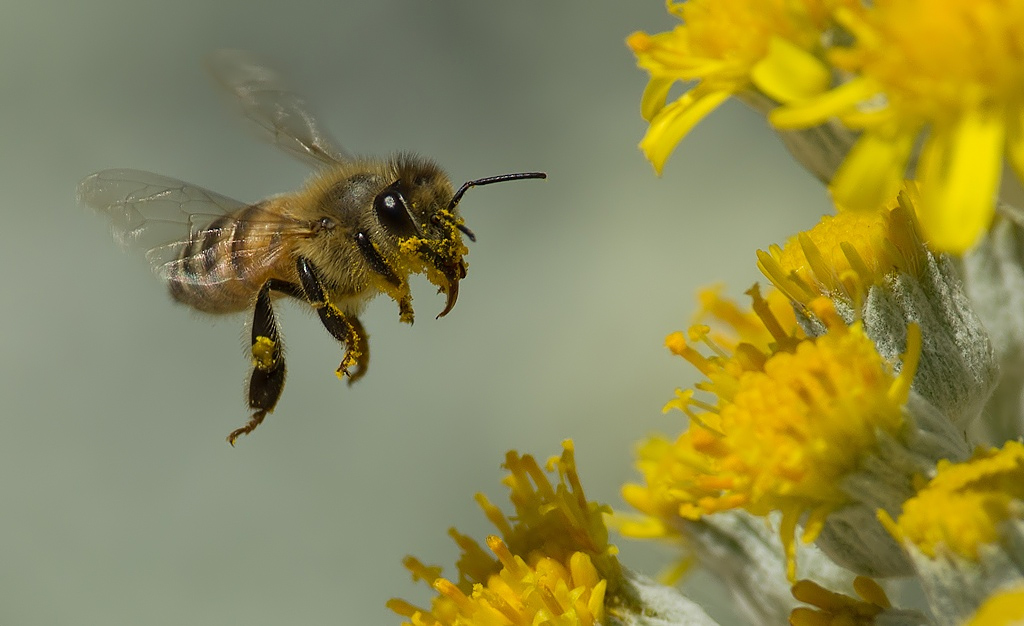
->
[373,187,418,237]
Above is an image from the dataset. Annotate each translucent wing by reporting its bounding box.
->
[206,49,350,169]
[78,168,312,287]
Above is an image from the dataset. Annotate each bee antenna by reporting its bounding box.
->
[447,171,547,212]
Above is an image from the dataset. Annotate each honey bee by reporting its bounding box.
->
[78,50,545,445]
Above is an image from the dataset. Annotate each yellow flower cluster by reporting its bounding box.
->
[624,285,920,580]
[757,188,928,309]
[628,0,837,173]
[614,2,1024,623]
[632,0,1024,254]
[389,442,621,626]
[383,4,1024,626]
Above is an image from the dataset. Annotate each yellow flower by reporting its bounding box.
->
[879,441,1024,561]
[771,0,1024,254]
[388,441,621,626]
[628,0,836,173]
[964,585,1024,626]
[623,288,921,580]
[757,186,928,310]
[790,577,891,626]
[758,182,997,430]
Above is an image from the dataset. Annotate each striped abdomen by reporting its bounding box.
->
[166,200,297,314]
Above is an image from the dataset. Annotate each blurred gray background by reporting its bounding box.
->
[0,1,831,624]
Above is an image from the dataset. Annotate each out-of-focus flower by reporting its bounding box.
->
[963,585,1024,626]
[879,441,1024,626]
[389,442,719,626]
[770,0,1024,254]
[627,0,838,173]
[790,577,928,625]
[964,211,1024,445]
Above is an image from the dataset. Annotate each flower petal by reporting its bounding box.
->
[639,87,731,173]
[640,77,676,122]
[770,77,879,129]
[917,108,1005,254]
[751,37,832,105]
[829,125,918,212]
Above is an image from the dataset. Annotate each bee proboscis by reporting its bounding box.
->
[78,49,545,445]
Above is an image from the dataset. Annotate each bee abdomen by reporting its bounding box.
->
[166,207,276,314]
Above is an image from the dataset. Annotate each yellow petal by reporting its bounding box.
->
[640,77,675,122]
[750,37,831,104]
[830,125,918,212]
[639,87,731,174]
[770,77,878,129]
[917,109,1004,254]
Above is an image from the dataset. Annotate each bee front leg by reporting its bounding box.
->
[229,279,300,446]
[295,256,370,385]
[354,231,414,325]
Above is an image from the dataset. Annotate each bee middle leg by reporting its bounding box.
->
[295,256,370,384]
[228,278,302,446]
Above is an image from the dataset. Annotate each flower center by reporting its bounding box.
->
[881,441,1024,560]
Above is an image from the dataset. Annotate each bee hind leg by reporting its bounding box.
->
[296,256,370,385]
[228,279,298,446]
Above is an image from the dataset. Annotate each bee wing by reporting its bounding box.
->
[78,168,312,287]
[78,168,248,250]
[206,49,351,169]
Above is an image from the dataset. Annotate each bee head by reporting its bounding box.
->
[371,156,546,318]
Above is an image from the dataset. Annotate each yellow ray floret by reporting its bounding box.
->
[879,441,1024,560]
[628,0,837,173]
[624,291,920,580]
[790,576,891,626]
[770,0,1024,254]
[389,441,620,626]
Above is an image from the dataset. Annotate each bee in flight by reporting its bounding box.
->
[78,50,545,445]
